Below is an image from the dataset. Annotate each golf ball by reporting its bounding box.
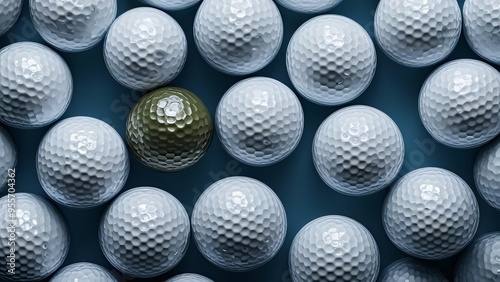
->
[191,176,287,271]
[0,42,73,128]
[139,0,200,10]
[30,0,117,52]
[275,0,343,13]
[379,258,447,282]
[383,167,480,260]
[104,7,187,90]
[313,105,404,196]
[0,0,22,37]
[463,0,500,64]
[419,59,500,148]
[0,125,16,192]
[289,215,380,282]
[50,262,117,282]
[166,273,214,282]
[0,193,70,281]
[455,232,500,282]
[474,137,500,210]
[287,15,376,105]
[374,0,462,67]
[37,117,129,209]
[127,87,213,172]
[194,0,283,75]
[99,187,190,278]
[216,77,304,166]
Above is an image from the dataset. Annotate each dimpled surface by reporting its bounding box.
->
[383,167,480,260]
[289,215,380,282]
[464,0,500,64]
[275,0,342,13]
[419,59,500,148]
[99,187,190,278]
[379,258,447,282]
[139,0,200,10]
[287,15,376,105]
[104,7,187,90]
[455,232,500,282]
[192,176,287,271]
[0,0,22,36]
[0,125,16,192]
[166,273,214,282]
[374,0,461,67]
[313,106,404,196]
[50,262,117,282]
[0,193,69,281]
[37,117,129,209]
[474,137,500,210]
[30,0,117,52]
[0,42,73,128]
[127,87,213,171]
[194,0,283,75]
[216,77,304,166]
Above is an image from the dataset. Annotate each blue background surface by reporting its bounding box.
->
[1,0,499,281]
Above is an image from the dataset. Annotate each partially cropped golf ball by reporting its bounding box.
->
[192,177,287,271]
[50,262,117,282]
[127,87,213,172]
[287,15,376,105]
[419,59,500,148]
[0,125,16,192]
[455,232,500,282]
[104,7,187,90]
[216,77,304,166]
[374,0,462,67]
[379,258,447,282]
[0,193,70,282]
[0,42,73,128]
[0,0,22,36]
[275,0,342,13]
[139,0,200,10]
[474,137,500,210]
[30,0,117,52]
[37,117,129,209]
[463,0,500,64]
[289,215,380,282]
[194,0,283,75]
[383,167,480,260]
[313,105,404,196]
[166,273,214,282]
[99,187,190,278]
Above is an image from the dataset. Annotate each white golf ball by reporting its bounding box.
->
[0,193,70,281]
[30,0,117,52]
[289,215,380,282]
[37,116,129,209]
[383,167,480,260]
[50,262,117,282]
[165,273,214,282]
[287,15,376,105]
[474,137,500,210]
[0,125,16,192]
[191,176,287,271]
[374,0,462,67]
[275,0,343,13]
[0,42,73,128]
[193,0,283,75]
[463,0,500,64]
[0,0,22,37]
[419,59,500,148]
[379,258,447,282]
[216,77,304,166]
[313,105,404,196]
[455,232,500,282]
[99,187,190,278]
[139,0,200,10]
[104,7,187,90]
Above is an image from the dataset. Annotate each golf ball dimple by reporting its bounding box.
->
[165,273,214,282]
[474,137,500,210]
[104,7,187,90]
[313,105,404,196]
[0,125,16,192]
[289,215,380,282]
[0,0,22,37]
[0,193,70,282]
[419,59,500,149]
[383,167,480,260]
[454,232,500,282]
[463,0,500,64]
[287,15,377,105]
[191,176,287,272]
[216,77,304,166]
[0,42,73,129]
[374,0,462,67]
[37,117,129,209]
[49,262,118,282]
[99,187,190,278]
[379,258,447,282]
[275,0,343,13]
[194,0,283,75]
[30,0,117,52]
[139,0,201,10]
